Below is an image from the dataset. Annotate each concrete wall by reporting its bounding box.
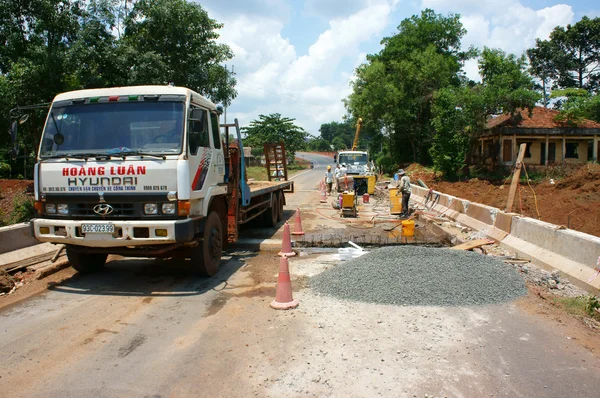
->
[0,223,38,254]
[510,216,600,267]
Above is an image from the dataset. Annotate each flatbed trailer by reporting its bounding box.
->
[222,122,294,244]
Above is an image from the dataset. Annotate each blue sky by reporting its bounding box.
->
[197,0,599,136]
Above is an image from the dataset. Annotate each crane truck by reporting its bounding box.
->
[335,118,374,193]
[10,85,293,276]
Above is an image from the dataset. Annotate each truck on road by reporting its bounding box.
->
[12,85,292,276]
[335,118,374,193]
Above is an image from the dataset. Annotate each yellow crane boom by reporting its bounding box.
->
[351,118,363,151]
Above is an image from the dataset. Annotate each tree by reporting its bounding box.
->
[241,114,308,159]
[551,89,600,124]
[478,47,540,117]
[527,39,558,107]
[123,0,236,105]
[549,16,600,91]
[307,138,331,152]
[346,9,473,164]
[0,0,238,179]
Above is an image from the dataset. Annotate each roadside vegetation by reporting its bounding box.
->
[0,0,237,179]
[308,10,600,179]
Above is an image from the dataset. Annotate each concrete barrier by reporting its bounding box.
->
[0,223,38,254]
[466,203,497,226]
[494,212,516,234]
[510,217,600,269]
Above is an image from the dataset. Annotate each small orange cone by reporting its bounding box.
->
[278,222,296,257]
[270,255,299,310]
[291,208,305,236]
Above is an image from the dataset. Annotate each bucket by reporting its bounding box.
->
[401,219,415,237]
[367,175,376,194]
[389,188,402,214]
[363,193,369,203]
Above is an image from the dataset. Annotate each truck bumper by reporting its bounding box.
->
[31,218,197,248]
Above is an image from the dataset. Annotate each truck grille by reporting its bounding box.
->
[69,202,137,218]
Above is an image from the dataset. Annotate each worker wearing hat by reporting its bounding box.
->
[324,165,334,195]
[397,169,411,218]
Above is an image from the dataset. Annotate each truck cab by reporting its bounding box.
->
[30,85,229,275]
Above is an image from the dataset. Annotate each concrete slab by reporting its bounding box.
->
[0,242,58,267]
[494,212,516,234]
[466,203,497,226]
[0,223,38,254]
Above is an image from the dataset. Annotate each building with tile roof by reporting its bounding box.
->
[480,107,600,166]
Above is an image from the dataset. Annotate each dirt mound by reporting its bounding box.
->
[429,163,600,237]
[0,179,34,222]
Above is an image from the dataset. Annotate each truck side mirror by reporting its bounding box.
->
[10,145,19,160]
[10,120,18,144]
[189,108,206,125]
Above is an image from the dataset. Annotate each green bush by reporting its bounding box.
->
[0,163,10,178]
[377,155,394,175]
[8,194,35,224]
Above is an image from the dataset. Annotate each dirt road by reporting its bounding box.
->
[1,152,600,397]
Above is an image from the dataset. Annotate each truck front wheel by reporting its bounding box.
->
[66,246,107,273]
[193,211,223,276]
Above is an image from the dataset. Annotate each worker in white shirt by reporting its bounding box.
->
[324,165,334,195]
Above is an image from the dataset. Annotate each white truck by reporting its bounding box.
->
[335,150,371,191]
[13,85,292,276]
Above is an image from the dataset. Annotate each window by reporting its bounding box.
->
[502,140,512,162]
[517,142,532,158]
[188,108,209,155]
[565,142,579,159]
[210,112,221,149]
[40,101,185,156]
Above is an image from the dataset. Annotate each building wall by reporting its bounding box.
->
[513,139,589,165]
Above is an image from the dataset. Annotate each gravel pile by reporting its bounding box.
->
[310,246,527,306]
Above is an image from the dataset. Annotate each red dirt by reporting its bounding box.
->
[0,179,34,222]
[407,163,600,238]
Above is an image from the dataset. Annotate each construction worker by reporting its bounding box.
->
[334,164,342,191]
[324,165,334,195]
[397,169,411,218]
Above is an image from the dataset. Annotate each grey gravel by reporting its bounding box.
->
[310,246,527,306]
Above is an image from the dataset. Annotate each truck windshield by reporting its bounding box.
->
[40,101,185,158]
[338,153,368,165]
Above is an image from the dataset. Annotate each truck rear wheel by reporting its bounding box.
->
[277,191,284,222]
[66,246,107,274]
[264,193,279,227]
[192,211,222,276]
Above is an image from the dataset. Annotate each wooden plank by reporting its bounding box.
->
[505,143,527,213]
[450,238,494,251]
[2,252,55,273]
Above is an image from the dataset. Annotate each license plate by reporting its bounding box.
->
[82,224,115,234]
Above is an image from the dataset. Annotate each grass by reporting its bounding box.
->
[555,296,600,321]
[247,166,268,181]
[246,163,309,181]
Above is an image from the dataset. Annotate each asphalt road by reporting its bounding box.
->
[1,152,600,397]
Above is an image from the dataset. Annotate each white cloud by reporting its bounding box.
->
[421,1,574,81]
[304,0,370,20]
[202,0,399,135]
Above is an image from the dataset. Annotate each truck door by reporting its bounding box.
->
[188,106,225,202]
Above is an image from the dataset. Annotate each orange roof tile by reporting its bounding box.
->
[486,107,600,129]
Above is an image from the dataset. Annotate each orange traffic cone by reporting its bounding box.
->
[278,222,296,257]
[291,208,305,236]
[270,255,299,310]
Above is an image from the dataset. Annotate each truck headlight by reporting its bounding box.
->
[162,203,176,215]
[144,203,158,215]
[57,204,69,215]
[45,203,56,214]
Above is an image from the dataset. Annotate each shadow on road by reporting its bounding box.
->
[47,249,257,298]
